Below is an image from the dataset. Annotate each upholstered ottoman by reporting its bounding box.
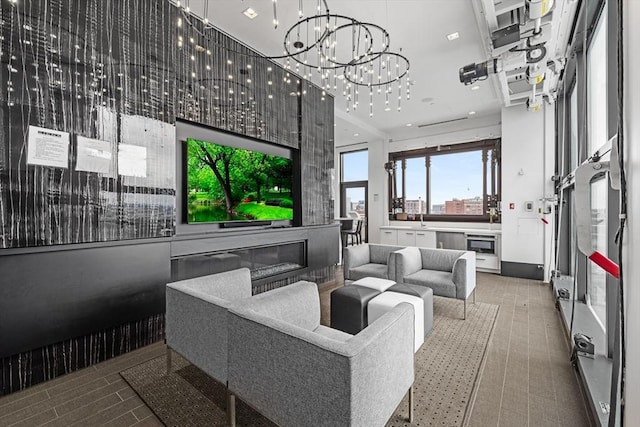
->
[350,277,396,292]
[387,283,434,336]
[368,292,425,352]
[330,285,380,334]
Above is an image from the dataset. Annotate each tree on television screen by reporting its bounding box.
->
[187,139,293,222]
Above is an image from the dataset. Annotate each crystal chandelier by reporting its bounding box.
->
[172,0,410,117]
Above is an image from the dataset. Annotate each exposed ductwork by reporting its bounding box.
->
[462,0,579,110]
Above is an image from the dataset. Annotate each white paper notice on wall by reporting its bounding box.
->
[26,125,70,168]
[118,144,147,177]
[75,136,112,174]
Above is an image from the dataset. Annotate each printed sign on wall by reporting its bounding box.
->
[26,126,70,168]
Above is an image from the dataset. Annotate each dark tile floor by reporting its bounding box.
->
[0,272,591,427]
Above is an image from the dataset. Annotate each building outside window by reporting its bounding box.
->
[388,139,500,222]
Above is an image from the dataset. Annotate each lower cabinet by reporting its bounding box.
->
[397,230,416,246]
[379,229,436,248]
[415,231,436,248]
[475,254,500,271]
[380,229,398,245]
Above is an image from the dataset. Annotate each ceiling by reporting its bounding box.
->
[182,1,513,145]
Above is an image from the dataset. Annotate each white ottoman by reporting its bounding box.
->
[350,277,396,292]
[368,292,424,352]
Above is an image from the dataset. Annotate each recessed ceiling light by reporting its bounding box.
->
[353,133,359,137]
[406,123,412,127]
[471,85,480,91]
[468,111,476,115]
[243,7,258,19]
[447,32,460,41]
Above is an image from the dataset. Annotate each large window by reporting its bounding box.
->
[340,149,368,241]
[341,150,368,182]
[588,176,608,330]
[587,5,608,156]
[569,83,579,170]
[388,139,500,221]
[585,4,609,330]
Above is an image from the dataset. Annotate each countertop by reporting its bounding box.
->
[379,225,501,235]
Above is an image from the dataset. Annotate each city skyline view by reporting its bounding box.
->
[342,149,485,211]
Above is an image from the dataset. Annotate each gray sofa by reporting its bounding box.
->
[394,247,476,319]
[228,281,415,427]
[165,268,253,425]
[343,243,405,281]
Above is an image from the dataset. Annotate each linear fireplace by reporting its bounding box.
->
[171,241,307,287]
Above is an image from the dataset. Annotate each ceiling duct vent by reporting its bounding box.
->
[417,117,468,128]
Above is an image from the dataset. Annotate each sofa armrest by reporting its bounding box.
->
[344,244,371,280]
[228,303,414,427]
[165,285,232,384]
[452,251,477,299]
[394,247,423,282]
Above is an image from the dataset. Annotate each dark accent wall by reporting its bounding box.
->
[0,0,336,395]
[0,0,177,247]
[301,81,335,225]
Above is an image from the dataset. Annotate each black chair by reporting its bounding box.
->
[343,219,363,246]
[340,219,354,247]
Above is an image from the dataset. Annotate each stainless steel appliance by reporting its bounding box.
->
[465,234,496,255]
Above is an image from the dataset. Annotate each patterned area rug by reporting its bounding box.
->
[121,296,498,427]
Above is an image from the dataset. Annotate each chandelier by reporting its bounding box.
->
[172,0,411,117]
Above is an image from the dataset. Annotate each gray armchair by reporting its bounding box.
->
[228,281,415,427]
[343,243,405,281]
[165,268,253,424]
[394,247,476,319]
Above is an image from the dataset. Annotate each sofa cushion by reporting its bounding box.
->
[349,263,389,281]
[369,244,404,264]
[242,281,320,331]
[396,247,422,279]
[419,248,465,272]
[313,325,353,342]
[403,269,456,298]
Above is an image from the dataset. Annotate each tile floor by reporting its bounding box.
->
[0,272,591,427]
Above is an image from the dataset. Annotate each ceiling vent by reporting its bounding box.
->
[417,117,468,128]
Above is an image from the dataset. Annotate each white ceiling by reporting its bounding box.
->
[186,0,503,145]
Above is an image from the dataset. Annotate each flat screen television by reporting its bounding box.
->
[185,137,294,225]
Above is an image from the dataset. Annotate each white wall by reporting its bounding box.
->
[501,103,556,280]
[623,0,639,422]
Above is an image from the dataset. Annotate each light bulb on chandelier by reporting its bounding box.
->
[170,0,410,117]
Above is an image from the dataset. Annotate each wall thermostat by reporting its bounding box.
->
[524,201,534,211]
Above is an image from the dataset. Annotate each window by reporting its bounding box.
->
[340,149,368,241]
[587,6,607,157]
[341,150,368,182]
[569,83,578,170]
[388,139,500,221]
[588,176,608,330]
[584,5,608,330]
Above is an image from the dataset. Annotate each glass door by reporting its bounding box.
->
[340,183,368,243]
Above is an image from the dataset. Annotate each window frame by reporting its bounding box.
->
[388,139,501,222]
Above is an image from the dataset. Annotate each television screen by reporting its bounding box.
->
[186,138,294,224]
